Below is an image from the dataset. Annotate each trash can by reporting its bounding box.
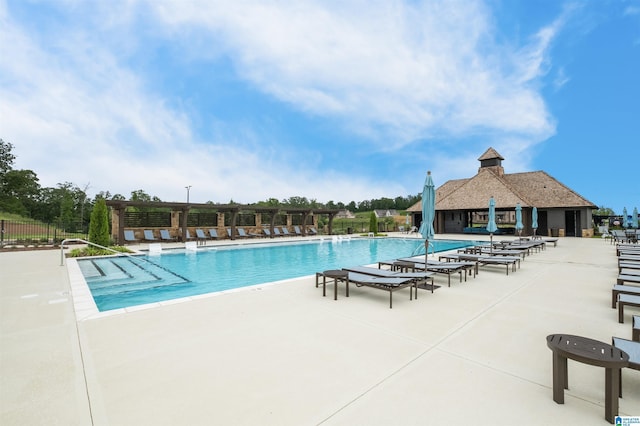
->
[347,227,353,234]
[551,228,559,237]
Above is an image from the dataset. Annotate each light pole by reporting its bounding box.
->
[185,185,192,203]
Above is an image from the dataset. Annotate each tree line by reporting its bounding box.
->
[0,139,421,229]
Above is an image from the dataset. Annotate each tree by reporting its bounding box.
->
[369,211,378,234]
[594,206,615,216]
[0,169,40,215]
[88,197,110,247]
[0,139,16,175]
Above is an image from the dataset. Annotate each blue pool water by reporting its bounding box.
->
[77,238,475,311]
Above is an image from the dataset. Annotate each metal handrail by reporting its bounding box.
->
[60,238,137,266]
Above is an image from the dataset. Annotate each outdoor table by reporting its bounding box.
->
[546,334,629,424]
[320,270,349,300]
[392,261,415,272]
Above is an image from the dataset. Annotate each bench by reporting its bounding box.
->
[612,284,640,308]
[618,294,640,323]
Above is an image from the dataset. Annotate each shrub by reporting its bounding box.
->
[68,245,131,257]
[88,198,110,247]
[369,212,378,234]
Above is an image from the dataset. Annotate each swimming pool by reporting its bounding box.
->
[77,238,475,312]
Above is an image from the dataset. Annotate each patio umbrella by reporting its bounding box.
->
[633,207,639,229]
[486,197,498,254]
[418,171,435,261]
[532,207,538,237]
[623,207,628,229]
[515,203,523,238]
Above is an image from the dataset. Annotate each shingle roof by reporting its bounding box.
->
[408,149,597,211]
[478,147,504,161]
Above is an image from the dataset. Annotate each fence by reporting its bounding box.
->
[0,219,87,247]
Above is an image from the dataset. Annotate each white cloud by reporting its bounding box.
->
[144,0,558,147]
[0,0,569,204]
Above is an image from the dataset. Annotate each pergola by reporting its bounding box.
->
[105,200,340,243]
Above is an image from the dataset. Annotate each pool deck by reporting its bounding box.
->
[1,234,639,425]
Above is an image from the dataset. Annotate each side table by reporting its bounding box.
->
[546,334,629,424]
[320,270,349,301]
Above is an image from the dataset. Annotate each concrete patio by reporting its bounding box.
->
[1,235,638,425]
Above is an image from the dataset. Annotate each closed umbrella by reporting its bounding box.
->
[486,197,498,254]
[633,207,639,229]
[532,207,538,237]
[623,207,629,229]
[418,171,435,261]
[515,203,523,238]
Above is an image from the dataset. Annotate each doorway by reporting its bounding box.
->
[564,210,580,237]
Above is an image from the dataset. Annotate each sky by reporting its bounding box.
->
[1,0,638,214]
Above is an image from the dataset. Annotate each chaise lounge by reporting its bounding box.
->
[341,265,436,293]
[159,229,174,241]
[316,271,418,308]
[124,230,137,243]
[143,230,157,241]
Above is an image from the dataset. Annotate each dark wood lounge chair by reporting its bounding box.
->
[143,230,157,241]
[195,229,209,245]
[342,266,435,293]
[618,294,640,323]
[316,271,417,308]
[439,253,519,275]
[159,229,174,241]
[617,274,640,285]
[123,230,138,244]
[396,257,475,287]
[612,284,640,308]
[611,337,640,397]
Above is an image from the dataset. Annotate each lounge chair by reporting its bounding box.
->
[159,229,174,241]
[227,228,247,239]
[208,229,219,240]
[479,247,527,260]
[195,229,209,245]
[618,294,640,323]
[619,262,640,274]
[396,257,476,287]
[281,227,292,236]
[308,227,318,235]
[617,274,640,285]
[273,227,283,237]
[263,228,272,238]
[611,337,640,397]
[341,265,436,293]
[612,284,640,308]
[123,230,137,243]
[293,226,303,236]
[238,228,259,238]
[316,271,417,308]
[438,253,519,275]
[181,229,195,242]
[143,230,157,241]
